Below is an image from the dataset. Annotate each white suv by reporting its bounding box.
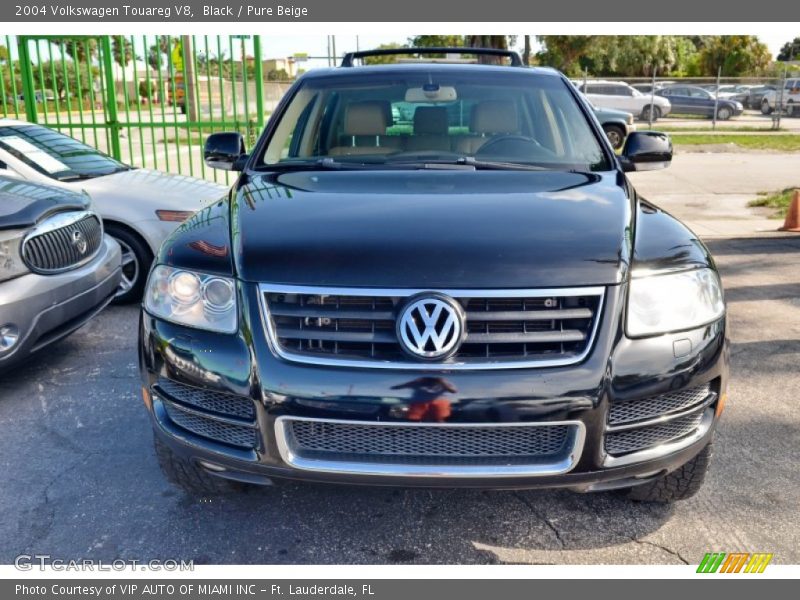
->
[760,78,800,116]
[579,81,672,121]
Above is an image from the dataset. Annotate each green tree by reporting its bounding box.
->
[49,37,97,62]
[536,36,600,75]
[698,36,771,76]
[0,45,8,62]
[777,37,800,61]
[38,60,98,100]
[112,36,134,68]
[362,43,406,65]
[408,35,465,48]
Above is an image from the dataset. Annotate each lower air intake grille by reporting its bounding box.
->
[155,378,255,420]
[605,409,706,456]
[162,400,257,449]
[283,419,571,465]
[608,384,712,426]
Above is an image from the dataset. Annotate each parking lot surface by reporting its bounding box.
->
[1,235,798,565]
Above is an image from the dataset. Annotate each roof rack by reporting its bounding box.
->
[340,47,524,68]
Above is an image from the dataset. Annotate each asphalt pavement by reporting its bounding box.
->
[1,236,798,565]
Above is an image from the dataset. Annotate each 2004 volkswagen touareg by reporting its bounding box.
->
[139,48,728,502]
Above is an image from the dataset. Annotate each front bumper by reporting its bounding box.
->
[139,283,729,490]
[0,236,122,370]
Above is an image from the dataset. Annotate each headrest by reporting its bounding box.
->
[343,101,390,136]
[471,100,519,134]
[413,106,448,135]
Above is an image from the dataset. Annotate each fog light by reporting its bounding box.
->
[0,324,19,352]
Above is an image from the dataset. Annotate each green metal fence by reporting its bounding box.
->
[1,35,290,184]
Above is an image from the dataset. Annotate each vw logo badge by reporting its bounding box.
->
[397,294,464,360]
[71,230,88,255]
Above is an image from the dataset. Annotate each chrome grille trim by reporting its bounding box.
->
[275,416,586,477]
[258,284,605,370]
[608,384,713,426]
[21,210,103,274]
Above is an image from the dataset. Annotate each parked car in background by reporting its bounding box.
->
[631,82,674,95]
[141,49,728,503]
[0,120,227,302]
[760,79,800,116]
[591,104,636,149]
[745,85,776,110]
[657,86,743,120]
[579,80,671,121]
[0,176,121,371]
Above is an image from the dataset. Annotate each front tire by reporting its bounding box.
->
[788,102,797,117]
[716,106,732,121]
[761,99,773,115]
[105,224,152,304]
[603,124,626,150]
[154,437,245,496]
[618,442,713,503]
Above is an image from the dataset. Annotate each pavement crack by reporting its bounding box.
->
[631,538,689,565]
[513,492,565,549]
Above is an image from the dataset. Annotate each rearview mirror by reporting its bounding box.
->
[619,131,672,172]
[204,132,247,171]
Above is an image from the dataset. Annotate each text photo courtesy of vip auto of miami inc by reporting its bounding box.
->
[0,1,799,587]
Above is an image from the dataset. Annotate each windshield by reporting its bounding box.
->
[259,70,611,171]
[0,124,130,181]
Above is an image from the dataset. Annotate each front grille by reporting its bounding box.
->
[262,285,604,369]
[162,400,257,449]
[608,384,712,426]
[280,418,573,466]
[155,378,255,420]
[605,409,706,455]
[22,211,103,273]
[155,378,258,449]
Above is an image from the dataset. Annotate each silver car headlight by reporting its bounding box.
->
[0,229,29,283]
[627,268,724,337]
[144,265,237,333]
[626,114,634,125]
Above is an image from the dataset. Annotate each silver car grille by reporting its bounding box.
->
[22,210,103,273]
[260,284,604,370]
[276,416,585,477]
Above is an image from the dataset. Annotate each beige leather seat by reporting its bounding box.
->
[406,106,451,152]
[454,100,519,155]
[329,101,397,156]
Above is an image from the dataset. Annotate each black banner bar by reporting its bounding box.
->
[3,0,799,22]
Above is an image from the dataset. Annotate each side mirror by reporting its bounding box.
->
[204,132,247,171]
[619,131,672,172]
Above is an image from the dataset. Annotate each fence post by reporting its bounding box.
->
[99,35,122,160]
[253,35,265,130]
[16,36,38,123]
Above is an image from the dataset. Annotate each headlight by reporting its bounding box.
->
[0,229,29,283]
[626,114,634,125]
[144,265,237,333]
[627,268,724,337]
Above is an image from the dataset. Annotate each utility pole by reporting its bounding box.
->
[712,66,721,131]
[181,35,198,122]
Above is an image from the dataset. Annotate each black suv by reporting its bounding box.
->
[139,48,728,502]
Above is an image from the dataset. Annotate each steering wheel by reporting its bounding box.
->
[476,134,553,159]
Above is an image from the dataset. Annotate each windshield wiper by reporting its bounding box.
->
[267,158,389,171]
[455,157,549,171]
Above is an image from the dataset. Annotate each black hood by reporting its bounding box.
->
[231,170,633,288]
[0,176,90,230]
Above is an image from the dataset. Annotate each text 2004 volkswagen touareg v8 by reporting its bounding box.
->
[139,48,728,502]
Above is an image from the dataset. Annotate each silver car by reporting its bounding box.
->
[0,176,121,371]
